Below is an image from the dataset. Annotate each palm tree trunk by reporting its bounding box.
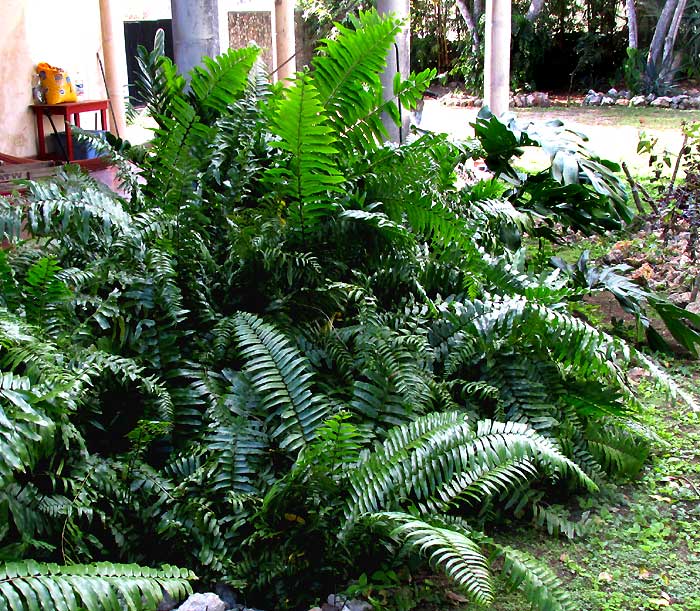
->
[661,0,688,75]
[626,0,638,48]
[648,0,679,68]
[455,0,480,52]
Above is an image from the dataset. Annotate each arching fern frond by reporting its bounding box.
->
[0,561,195,611]
[345,413,596,527]
[188,47,260,120]
[374,512,494,605]
[586,424,648,477]
[495,544,576,611]
[313,10,400,145]
[222,312,329,450]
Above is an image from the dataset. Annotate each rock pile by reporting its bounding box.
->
[440,90,551,108]
[511,91,551,108]
[162,591,264,611]
[582,88,700,110]
[603,229,700,315]
[308,593,373,611]
[440,90,483,107]
[161,590,374,611]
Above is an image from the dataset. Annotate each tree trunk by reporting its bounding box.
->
[661,0,688,74]
[455,0,480,52]
[525,0,546,22]
[474,0,483,22]
[648,0,679,68]
[626,0,638,48]
[484,0,511,115]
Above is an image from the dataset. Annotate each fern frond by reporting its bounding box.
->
[23,257,70,325]
[374,512,494,605]
[135,28,185,124]
[0,561,195,611]
[188,47,259,119]
[0,380,54,488]
[346,413,596,527]
[586,424,648,477]
[25,181,133,245]
[0,198,22,243]
[208,415,269,493]
[224,312,329,450]
[312,10,400,125]
[440,296,632,392]
[297,412,362,478]
[266,73,345,232]
[495,544,576,611]
[149,97,212,209]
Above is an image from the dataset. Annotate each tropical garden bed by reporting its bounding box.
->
[2,11,700,611]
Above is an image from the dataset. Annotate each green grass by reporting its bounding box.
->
[464,361,700,611]
[514,106,700,131]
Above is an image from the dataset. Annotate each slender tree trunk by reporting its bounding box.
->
[661,0,688,74]
[455,0,480,52]
[525,0,546,22]
[626,0,638,48]
[474,0,483,22]
[648,0,679,68]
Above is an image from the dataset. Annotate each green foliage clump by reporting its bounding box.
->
[0,11,684,611]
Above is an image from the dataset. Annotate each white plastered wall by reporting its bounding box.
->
[1,0,112,157]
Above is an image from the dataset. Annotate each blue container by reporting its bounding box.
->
[48,130,106,160]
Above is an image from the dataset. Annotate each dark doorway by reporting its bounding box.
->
[124,20,174,106]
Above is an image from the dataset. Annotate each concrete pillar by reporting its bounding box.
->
[274,0,296,81]
[484,0,511,116]
[99,0,127,137]
[377,0,410,143]
[171,0,220,77]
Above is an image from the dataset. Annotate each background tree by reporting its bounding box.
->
[647,0,688,73]
[626,0,639,48]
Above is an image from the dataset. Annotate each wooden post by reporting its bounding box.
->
[171,0,220,77]
[377,0,410,143]
[484,0,511,116]
[274,0,296,81]
[99,0,127,137]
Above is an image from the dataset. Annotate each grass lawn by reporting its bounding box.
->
[475,362,700,611]
[421,100,694,175]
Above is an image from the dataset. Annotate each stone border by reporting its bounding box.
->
[582,88,700,109]
[438,87,700,110]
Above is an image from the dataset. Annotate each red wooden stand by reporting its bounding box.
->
[31,100,109,162]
